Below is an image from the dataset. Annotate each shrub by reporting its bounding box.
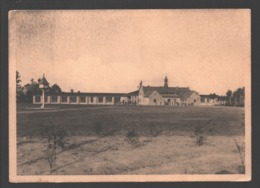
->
[47,141,56,173]
[150,125,162,137]
[125,130,140,147]
[234,141,245,174]
[41,125,69,173]
[193,127,206,146]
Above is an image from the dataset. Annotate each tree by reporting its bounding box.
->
[209,93,218,99]
[16,71,21,85]
[17,74,64,103]
[49,84,62,94]
[226,90,232,105]
[16,71,24,102]
[22,79,41,102]
[233,87,245,106]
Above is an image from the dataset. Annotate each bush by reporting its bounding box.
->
[125,130,140,147]
[193,127,206,146]
[41,125,69,173]
[150,125,162,137]
[235,141,245,174]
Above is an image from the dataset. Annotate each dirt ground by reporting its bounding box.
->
[16,105,245,175]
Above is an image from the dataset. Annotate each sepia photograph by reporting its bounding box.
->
[8,9,251,182]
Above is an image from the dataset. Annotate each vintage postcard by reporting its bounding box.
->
[9,9,251,182]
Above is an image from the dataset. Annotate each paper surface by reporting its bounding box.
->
[9,9,251,182]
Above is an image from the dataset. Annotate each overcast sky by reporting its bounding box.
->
[9,10,250,95]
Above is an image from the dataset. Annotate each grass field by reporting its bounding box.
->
[16,104,245,175]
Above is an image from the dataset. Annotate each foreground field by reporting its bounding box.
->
[16,104,245,175]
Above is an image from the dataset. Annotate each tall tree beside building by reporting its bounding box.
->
[233,87,245,106]
[226,90,232,105]
[22,79,41,102]
[225,88,244,106]
[16,73,63,103]
[16,71,24,102]
[209,93,218,99]
[49,84,62,94]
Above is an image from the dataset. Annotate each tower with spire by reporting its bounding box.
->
[164,76,168,88]
[39,73,49,89]
[139,80,143,89]
[38,74,49,108]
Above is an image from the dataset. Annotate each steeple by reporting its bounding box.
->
[139,80,143,89]
[164,76,168,88]
[38,73,49,88]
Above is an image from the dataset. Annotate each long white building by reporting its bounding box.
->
[33,76,201,106]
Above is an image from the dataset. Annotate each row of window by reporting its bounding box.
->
[151,98,178,103]
[35,96,113,103]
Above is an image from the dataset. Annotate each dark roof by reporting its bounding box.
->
[38,75,49,86]
[179,91,195,100]
[144,90,157,97]
[142,86,197,99]
[200,94,210,97]
[43,92,126,97]
[143,86,190,95]
[126,90,139,96]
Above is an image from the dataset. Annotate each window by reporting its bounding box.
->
[44,96,48,102]
[106,96,112,102]
[99,96,103,103]
[35,96,41,102]
[194,99,196,103]
[167,99,171,102]
[80,96,86,103]
[61,96,68,103]
[154,99,156,103]
[70,96,77,103]
[51,96,58,103]
[90,96,94,103]
[115,97,120,103]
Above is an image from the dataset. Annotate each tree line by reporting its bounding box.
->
[16,70,245,106]
[206,87,244,107]
[16,71,62,103]
[225,87,245,107]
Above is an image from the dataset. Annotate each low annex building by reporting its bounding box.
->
[33,76,201,106]
[200,95,227,106]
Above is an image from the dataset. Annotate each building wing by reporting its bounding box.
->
[142,86,191,98]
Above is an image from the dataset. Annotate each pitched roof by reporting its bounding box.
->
[38,75,49,86]
[141,86,198,100]
[126,90,139,96]
[179,91,195,100]
[144,90,156,97]
[143,86,190,94]
[44,92,126,97]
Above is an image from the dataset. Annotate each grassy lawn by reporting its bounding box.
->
[16,104,245,175]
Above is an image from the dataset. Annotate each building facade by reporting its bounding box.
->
[33,93,125,105]
[33,76,201,106]
[200,95,227,106]
[136,77,201,106]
